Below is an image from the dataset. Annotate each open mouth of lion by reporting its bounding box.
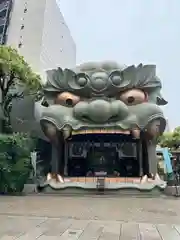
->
[41,120,165,186]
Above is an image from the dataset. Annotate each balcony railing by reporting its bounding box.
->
[0,0,12,44]
[0,1,9,12]
[0,17,6,26]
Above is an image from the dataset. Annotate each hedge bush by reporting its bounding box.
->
[0,133,36,194]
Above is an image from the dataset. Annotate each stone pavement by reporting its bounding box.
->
[0,195,180,239]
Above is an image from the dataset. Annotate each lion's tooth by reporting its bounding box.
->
[47,173,52,181]
[131,129,140,138]
[63,126,72,139]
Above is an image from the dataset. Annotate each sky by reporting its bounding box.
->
[58,0,180,129]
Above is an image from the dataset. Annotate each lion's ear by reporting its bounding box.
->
[157,96,168,106]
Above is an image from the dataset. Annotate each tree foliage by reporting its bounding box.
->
[0,133,35,193]
[0,46,41,93]
[158,127,180,149]
[0,46,42,132]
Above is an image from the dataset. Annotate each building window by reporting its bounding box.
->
[0,9,7,18]
[0,25,4,34]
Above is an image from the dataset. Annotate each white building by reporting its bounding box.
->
[165,118,171,132]
[1,0,76,82]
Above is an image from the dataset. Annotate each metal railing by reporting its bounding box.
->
[0,17,6,26]
[0,0,12,44]
[0,1,9,12]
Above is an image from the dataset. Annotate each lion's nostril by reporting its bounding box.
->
[74,100,129,123]
[81,114,117,123]
[77,100,111,123]
[81,115,89,121]
[111,100,129,120]
[109,115,119,122]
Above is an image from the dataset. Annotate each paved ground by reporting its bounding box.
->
[1,195,180,239]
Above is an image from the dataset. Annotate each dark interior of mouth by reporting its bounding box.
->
[37,132,149,178]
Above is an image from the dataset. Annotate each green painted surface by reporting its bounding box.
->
[41,62,167,132]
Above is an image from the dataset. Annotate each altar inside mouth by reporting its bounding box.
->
[65,133,142,179]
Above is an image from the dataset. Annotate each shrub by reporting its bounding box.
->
[0,133,36,194]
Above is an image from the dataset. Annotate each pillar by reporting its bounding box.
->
[137,139,143,177]
[146,139,157,177]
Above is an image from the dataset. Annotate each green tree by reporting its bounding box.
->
[0,46,42,132]
[158,132,174,148]
[0,133,35,193]
[171,127,180,148]
[158,127,180,149]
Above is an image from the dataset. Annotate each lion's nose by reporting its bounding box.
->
[85,100,112,123]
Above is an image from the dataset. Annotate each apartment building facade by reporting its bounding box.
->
[165,118,171,132]
[0,0,76,82]
[0,0,12,44]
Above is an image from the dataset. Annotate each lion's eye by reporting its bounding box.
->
[119,89,147,105]
[55,92,80,107]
